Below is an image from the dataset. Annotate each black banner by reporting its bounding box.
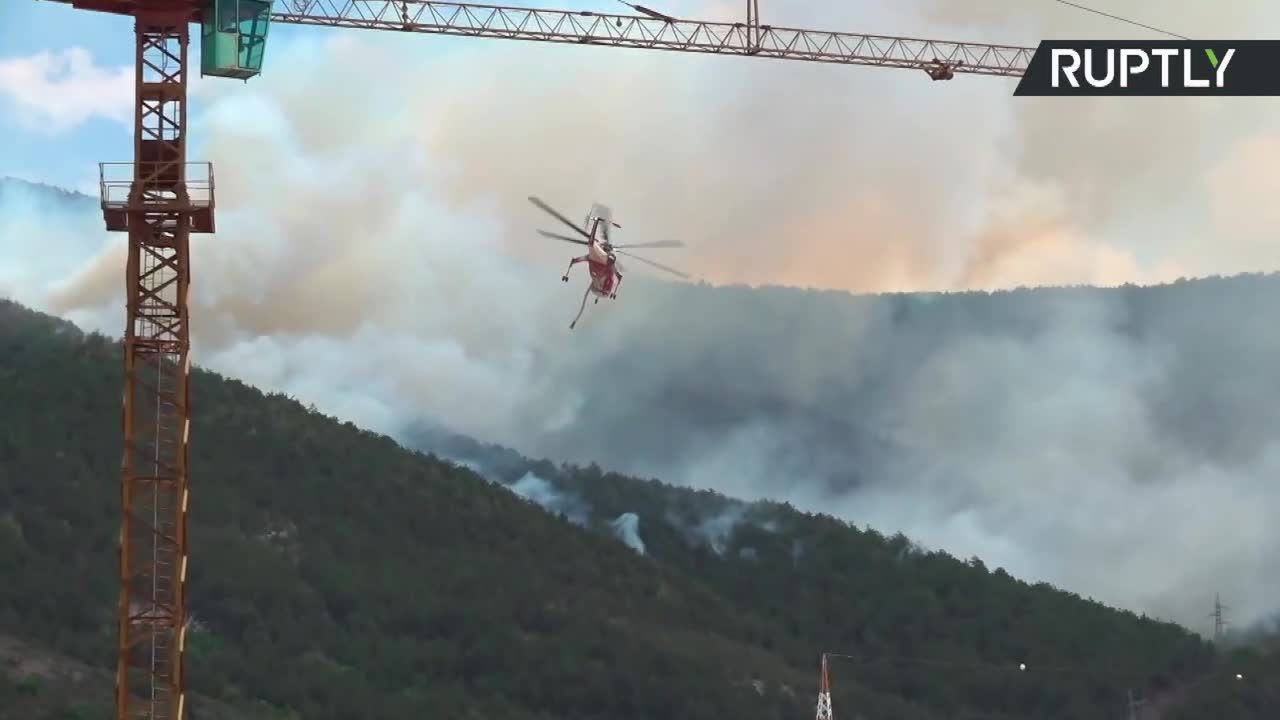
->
[1014,40,1280,96]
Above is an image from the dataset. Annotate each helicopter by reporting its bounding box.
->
[528,195,688,329]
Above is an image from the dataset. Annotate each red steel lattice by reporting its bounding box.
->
[273,0,1034,77]
[108,9,212,720]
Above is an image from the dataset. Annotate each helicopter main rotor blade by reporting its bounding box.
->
[528,196,593,240]
[612,239,684,250]
[615,250,690,279]
[538,230,590,246]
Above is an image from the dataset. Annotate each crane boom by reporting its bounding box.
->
[274,0,1033,77]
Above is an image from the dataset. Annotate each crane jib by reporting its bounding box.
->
[269,1,1033,78]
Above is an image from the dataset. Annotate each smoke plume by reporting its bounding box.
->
[610,513,647,555]
[3,0,1280,633]
[506,472,592,527]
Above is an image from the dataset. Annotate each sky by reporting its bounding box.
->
[4,0,1280,633]
[5,1,1280,287]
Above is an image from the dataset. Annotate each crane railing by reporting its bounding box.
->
[273,0,1034,77]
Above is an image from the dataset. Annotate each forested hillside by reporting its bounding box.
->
[0,297,1271,718]
[406,424,1276,719]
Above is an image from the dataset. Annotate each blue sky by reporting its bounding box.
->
[1,2,131,189]
[3,0,582,190]
[1,0,638,192]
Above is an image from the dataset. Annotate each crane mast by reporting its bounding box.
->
[34,1,1033,719]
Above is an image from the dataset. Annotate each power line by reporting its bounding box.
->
[1051,0,1189,40]
[823,651,1134,676]
[823,650,1245,682]
[818,652,1246,720]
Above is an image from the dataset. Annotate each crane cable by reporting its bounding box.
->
[820,651,1249,686]
[1050,0,1188,40]
[824,651,1138,676]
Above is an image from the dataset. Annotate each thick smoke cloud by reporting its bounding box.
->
[4,0,1280,634]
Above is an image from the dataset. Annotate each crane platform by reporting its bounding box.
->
[99,161,216,234]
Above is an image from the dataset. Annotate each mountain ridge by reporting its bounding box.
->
[1,295,1262,718]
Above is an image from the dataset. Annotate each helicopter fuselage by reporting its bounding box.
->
[584,239,619,296]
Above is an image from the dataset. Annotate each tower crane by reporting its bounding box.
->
[33,1,1034,719]
[816,652,834,719]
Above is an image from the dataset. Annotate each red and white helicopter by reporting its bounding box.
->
[528,195,688,329]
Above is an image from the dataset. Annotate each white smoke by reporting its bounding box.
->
[506,472,591,527]
[695,505,749,555]
[610,512,646,555]
[448,457,490,478]
[791,539,805,566]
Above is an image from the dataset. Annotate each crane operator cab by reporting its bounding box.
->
[201,0,274,80]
